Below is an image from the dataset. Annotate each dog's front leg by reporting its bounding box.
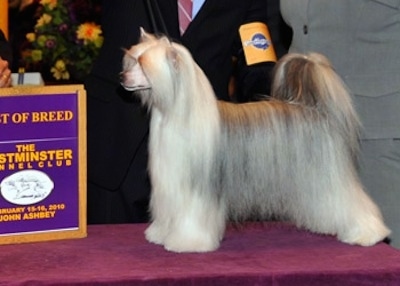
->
[161,193,226,253]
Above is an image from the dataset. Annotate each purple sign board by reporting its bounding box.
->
[0,85,86,244]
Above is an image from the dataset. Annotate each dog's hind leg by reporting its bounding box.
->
[290,177,390,246]
[335,185,391,246]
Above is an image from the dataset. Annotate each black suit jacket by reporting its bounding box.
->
[85,0,287,191]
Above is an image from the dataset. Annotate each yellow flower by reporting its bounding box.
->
[50,60,70,80]
[36,35,48,47]
[76,23,102,44]
[40,0,57,10]
[26,33,36,42]
[36,14,52,28]
[31,50,43,62]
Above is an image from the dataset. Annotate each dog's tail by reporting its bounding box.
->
[270,52,361,160]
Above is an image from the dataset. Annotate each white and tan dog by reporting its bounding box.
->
[121,29,390,253]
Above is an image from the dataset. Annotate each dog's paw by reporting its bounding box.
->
[163,232,220,253]
[145,223,167,245]
[338,221,391,246]
[164,239,219,253]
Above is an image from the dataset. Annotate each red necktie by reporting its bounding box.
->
[178,0,192,35]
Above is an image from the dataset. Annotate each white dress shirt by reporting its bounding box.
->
[192,0,205,18]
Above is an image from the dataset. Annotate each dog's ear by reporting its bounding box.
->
[140,27,156,42]
[166,47,180,72]
[159,36,171,45]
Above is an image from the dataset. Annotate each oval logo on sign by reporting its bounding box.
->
[0,170,54,205]
[250,33,269,50]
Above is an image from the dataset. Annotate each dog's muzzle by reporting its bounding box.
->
[120,56,151,92]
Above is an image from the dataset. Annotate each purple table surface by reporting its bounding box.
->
[0,222,399,286]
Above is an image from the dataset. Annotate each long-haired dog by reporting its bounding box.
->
[121,29,390,253]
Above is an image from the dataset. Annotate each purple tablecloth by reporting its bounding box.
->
[1,222,399,285]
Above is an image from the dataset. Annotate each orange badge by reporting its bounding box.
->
[239,22,277,65]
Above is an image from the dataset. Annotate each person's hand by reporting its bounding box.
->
[0,57,12,87]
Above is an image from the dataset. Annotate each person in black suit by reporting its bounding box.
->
[85,0,289,224]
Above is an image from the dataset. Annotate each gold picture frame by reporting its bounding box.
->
[0,85,87,244]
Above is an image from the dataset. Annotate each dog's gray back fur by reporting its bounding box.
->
[213,53,362,225]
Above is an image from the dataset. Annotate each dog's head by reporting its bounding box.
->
[121,28,184,106]
[120,28,158,93]
[121,28,213,112]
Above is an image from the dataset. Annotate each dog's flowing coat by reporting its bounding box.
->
[121,30,390,253]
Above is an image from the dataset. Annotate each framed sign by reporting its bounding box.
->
[0,85,86,244]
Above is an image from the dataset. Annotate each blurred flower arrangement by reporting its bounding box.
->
[22,0,103,82]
